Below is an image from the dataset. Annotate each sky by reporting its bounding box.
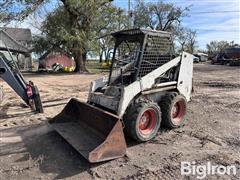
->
[113,0,240,49]
[5,0,240,50]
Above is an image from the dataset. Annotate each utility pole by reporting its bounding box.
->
[118,8,122,30]
[128,0,131,28]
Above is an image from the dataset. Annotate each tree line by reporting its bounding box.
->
[1,0,199,72]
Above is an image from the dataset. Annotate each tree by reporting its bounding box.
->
[31,8,73,57]
[57,0,114,72]
[174,26,197,53]
[0,0,113,72]
[174,26,188,51]
[133,0,190,31]
[0,0,47,23]
[185,29,197,54]
[93,6,128,62]
[32,3,127,64]
[133,0,153,29]
[133,0,196,54]
[206,41,230,57]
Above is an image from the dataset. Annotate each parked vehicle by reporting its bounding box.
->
[193,56,200,63]
[225,47,240,59]
[194,53,208,62]
[211,53,226,65]
[211,47,240,66]
[225,48,240,66]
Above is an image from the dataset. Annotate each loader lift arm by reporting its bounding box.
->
[0,52,43,113]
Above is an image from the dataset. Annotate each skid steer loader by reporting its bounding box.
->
[0,52,43,113]
[50,28,193,163]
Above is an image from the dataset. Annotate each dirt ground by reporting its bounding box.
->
[0,64,239,180]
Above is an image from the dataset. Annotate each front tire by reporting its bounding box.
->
[124,101,161,142]
[159,93,187,129]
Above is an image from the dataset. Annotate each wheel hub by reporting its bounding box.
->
[172,103,179,118]
[171,100,185,124]
[138,109,157,135]
[139,114,150,129]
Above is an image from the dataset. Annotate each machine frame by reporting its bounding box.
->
[88,29,193,117]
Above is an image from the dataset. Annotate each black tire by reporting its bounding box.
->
[0,86,3,104]
[124,101,161,142]
[159,93,187,129]
[32,86,44,113]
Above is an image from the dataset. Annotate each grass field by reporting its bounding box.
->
[86,60,110,74]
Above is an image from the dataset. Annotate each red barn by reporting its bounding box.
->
[39,51,75,70]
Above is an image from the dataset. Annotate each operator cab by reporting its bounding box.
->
[108,28,174,86]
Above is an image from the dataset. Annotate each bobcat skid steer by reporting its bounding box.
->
[50,28,193,163]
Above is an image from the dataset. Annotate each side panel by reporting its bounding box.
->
[177,52,193,101]
[88,92,119,111]
[89,76,108,93]
[118,56,181,117]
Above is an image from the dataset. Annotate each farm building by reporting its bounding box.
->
[39,51,75,70]
[0,27,32,70]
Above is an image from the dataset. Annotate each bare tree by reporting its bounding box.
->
[174,26,197,53]
[175,26,188,51]
[206,41,230,57]
[185,29,197,54]
[134,0,190,31]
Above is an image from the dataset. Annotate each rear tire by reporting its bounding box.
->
[159,93,187,129]
[124,101,161,142]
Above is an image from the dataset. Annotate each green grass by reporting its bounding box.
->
[86,60,110,74]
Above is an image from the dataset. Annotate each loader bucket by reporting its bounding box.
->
[49,98,127,163]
